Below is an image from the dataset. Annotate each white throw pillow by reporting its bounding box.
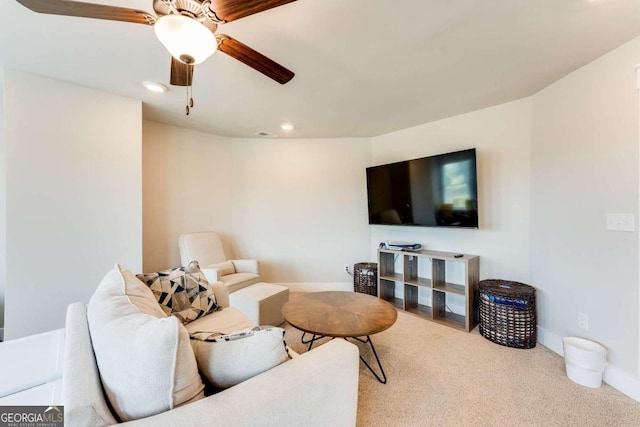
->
[87,264,204,421]
[190,327,288,389]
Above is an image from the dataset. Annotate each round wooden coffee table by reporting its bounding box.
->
[282,291,397,384]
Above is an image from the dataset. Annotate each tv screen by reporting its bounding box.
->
[366,148,478,228]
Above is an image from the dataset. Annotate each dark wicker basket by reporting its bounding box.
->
[478,279,537,349]
[353,263,378,296]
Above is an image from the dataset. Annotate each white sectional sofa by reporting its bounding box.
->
[63,266,360,426]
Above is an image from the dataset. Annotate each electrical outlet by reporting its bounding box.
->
[344,264,350,274]
[606,213,635,232]
[578,312,589,331]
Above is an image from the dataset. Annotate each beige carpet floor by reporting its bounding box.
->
[282,296,640,427]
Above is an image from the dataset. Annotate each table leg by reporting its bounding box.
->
[348,336,388,384]
[301,333,388,383]
[301,332,326,352]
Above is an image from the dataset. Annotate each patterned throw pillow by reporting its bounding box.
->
[137,261,218,324]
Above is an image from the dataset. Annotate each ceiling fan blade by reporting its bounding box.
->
[16,0,155,25]
[208,0,296,23]
[170,57,194,87]
[217,35,294,84]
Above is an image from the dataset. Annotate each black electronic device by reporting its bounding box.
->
[366,148,478,228]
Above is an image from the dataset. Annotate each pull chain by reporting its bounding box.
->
[185,85,191,115]
[185,67,195,115]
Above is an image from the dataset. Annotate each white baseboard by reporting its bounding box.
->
[537,326,640,402]
[282,282,353,293]
[537,326,564,355]
[603,364,640,402]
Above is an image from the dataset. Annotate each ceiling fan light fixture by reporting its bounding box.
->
[154,15,218,65]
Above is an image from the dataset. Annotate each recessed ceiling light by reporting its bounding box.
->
[143,81,168,93]
[280,123,294,131]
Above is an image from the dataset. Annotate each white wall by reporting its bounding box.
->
[142,121,233,271]
[530,38,640,375]
[231,138,372,283]
[370,99,532,284]
[2,70,142,340]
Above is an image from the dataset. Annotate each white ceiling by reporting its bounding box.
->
[1,0,640,138]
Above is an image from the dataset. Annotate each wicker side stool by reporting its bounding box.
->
[353,263,378,296]
[478,280,537,349]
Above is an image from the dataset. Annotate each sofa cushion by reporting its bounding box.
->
[221,273,261,293]
[87,264,204,422]
[137,261,218,324]
[190,327,288,389]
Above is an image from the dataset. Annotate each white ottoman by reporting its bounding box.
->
[229,283,290,326]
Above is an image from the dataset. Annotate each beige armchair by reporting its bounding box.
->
[179,232,261,293]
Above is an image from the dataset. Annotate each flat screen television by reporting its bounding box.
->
[366,148,478,228]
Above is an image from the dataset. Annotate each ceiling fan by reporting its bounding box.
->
[16,0,296,114]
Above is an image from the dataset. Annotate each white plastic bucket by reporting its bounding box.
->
[563,337,607,388]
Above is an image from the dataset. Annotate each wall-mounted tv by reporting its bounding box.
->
[366,148,478,228]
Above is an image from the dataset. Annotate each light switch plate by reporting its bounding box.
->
[606,213,635,232]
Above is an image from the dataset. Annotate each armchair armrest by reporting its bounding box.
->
[207,280,229,308]
[200,271,229,308]
[201,268,221,283]
[231,259,259,275]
